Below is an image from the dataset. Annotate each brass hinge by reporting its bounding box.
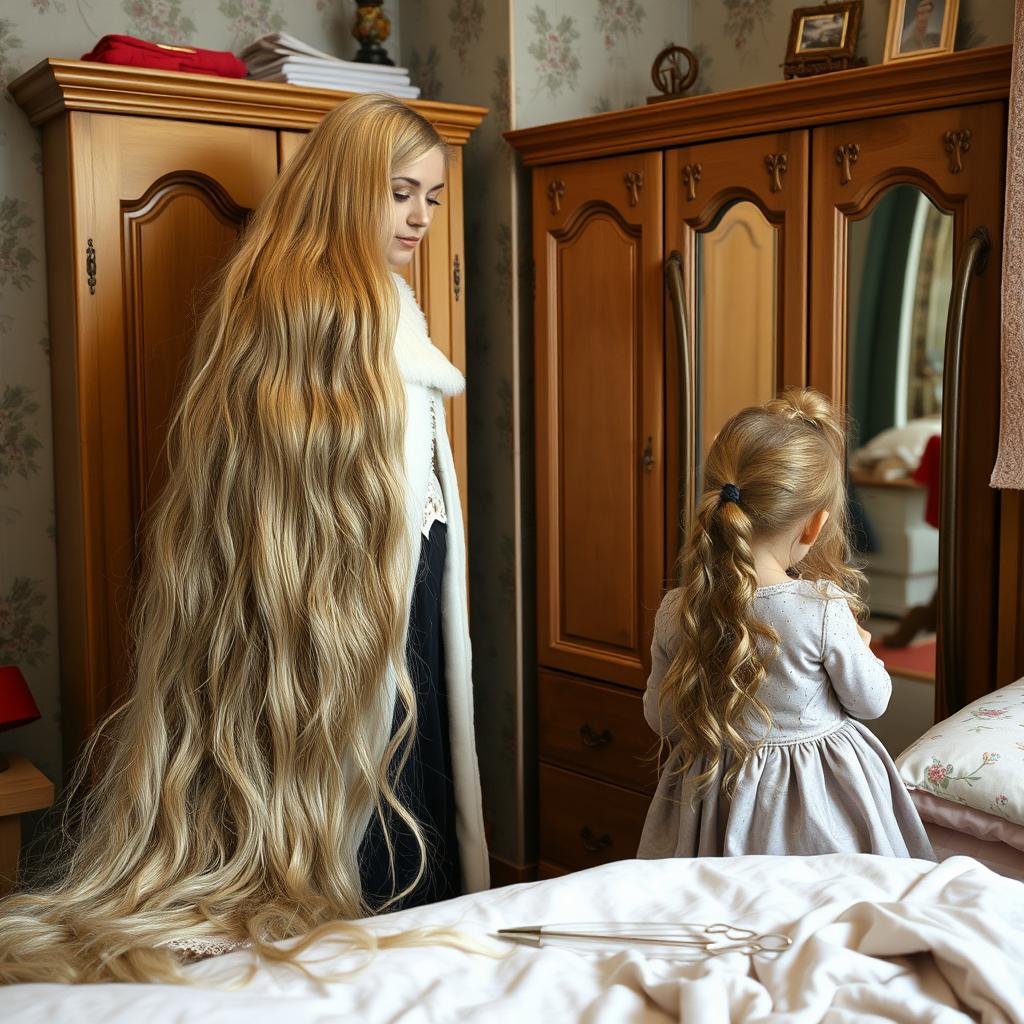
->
[453,253,462,301]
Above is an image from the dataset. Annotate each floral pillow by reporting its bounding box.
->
[896,677,1024,830]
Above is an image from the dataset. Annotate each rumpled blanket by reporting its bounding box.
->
[2,854,1021,1022]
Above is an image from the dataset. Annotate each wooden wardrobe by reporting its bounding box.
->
[507,46,1023,878]
[11,60,484,770]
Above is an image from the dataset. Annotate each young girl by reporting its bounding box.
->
[638,388,933,860]
[0,94,486,983]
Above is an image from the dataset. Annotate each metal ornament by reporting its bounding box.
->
[548,179,566,215]
[766,153,788,193]
[944,129,972,174]
[625,170,644,207]
[681,163,703,202]
[650,45,699,100]
[835,142,860,185]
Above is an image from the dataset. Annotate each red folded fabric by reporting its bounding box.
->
[912,433,941,530]
[81,34,247,78]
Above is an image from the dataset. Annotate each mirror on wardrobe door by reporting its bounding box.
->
[845,184,954,742]
[694,200,778,484]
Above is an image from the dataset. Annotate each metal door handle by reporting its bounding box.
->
[666,250,695,569]
[641,436,655,471]
[579,723,613,748]
[580,826,612,853]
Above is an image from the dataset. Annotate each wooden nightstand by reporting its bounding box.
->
[0,755,54,897]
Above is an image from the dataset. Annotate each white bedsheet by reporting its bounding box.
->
[2,854,1023,1023]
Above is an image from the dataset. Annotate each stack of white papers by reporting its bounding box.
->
[241,32,420,99]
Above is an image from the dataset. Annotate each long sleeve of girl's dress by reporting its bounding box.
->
[644,592,682,738]
[821,597,892,720]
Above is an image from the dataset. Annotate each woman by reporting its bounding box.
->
[0,93,487,983]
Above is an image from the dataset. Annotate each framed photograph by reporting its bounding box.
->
[784,3,865,79]
[883,0,960,64]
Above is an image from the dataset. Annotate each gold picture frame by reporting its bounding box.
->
[883,0,960,64]
[784,2,865,80]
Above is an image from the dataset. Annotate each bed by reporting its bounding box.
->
[2,852,1021,1023]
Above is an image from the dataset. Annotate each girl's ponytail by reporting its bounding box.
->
[658,388,860,796]
[660,478,777,798]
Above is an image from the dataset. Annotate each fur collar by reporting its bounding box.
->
[392,273,465,397]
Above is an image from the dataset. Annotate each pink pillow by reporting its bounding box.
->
[909,788,1024,853]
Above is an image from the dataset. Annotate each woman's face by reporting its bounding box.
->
[387,146,446,269]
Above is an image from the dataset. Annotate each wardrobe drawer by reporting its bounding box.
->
[539,670,659,793]
[539,764,651,872]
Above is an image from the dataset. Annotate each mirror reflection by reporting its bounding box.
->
[695,200,777,473]
[846,184,953,693]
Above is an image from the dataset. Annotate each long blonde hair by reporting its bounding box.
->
[0,94,450,984]
[659,388,865,796]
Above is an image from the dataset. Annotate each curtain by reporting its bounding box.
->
[991,0,1024,488]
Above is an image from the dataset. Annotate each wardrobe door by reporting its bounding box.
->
[664,131,809,566]
[809,102,1005,715]
[534,153,664,689]
[55,113,278,762]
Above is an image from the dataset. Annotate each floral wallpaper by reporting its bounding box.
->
[526,7,582,95]
[0,2,396,808]
[514,1,689,125]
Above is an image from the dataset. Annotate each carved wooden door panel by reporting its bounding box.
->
[534,153,664,689]
[664,131,809,567]
[67,112,277,749]
[809,102,1005,714]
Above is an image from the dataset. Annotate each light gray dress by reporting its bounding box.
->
[638,580,934,860]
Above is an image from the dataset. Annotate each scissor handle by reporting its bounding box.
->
[706,923,755,940]
[705,923,791,955]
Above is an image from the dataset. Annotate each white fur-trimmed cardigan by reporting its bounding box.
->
[386,273,489,893]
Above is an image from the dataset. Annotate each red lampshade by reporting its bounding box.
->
[0,665,41,732]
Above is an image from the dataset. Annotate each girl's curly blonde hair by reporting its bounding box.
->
[658,388,865,797]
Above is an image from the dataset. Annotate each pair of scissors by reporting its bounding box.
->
[496,921,792,960]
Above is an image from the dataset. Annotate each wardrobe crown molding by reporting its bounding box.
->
[505,45,1011,166]
[10,58,487,143]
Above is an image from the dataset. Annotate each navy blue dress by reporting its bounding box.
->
[358,519,463,912]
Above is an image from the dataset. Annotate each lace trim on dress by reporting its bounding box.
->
[423,470,447,537]
[422,400,447,538]
[161,935,249,963]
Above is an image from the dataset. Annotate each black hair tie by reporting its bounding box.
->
[719,483,741,506]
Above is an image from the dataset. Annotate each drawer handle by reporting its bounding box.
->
[580,826,612,854]
[580,722,613,748]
